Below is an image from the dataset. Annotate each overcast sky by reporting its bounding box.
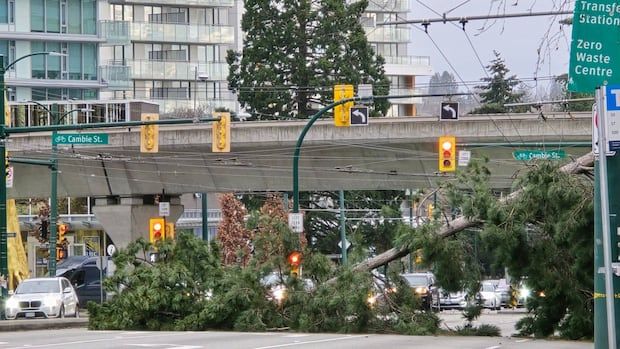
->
[408,0,574,96]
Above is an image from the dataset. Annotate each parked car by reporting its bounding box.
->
[5,277,79,319]
[56,256,111,305]
[478,281,501,310]
[438,289,468,310]
[400,272,440,310]
[492,279,512,307]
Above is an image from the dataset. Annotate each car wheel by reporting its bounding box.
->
[58,305,65,319]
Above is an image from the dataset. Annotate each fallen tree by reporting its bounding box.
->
[342,151,595,276]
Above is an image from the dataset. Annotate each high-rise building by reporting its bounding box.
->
[99,1,240,114]
[0,0,101,102]
[361,0,432,116]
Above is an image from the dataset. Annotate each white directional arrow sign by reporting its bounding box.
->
[440,102,459,120]
[350,106,369,126]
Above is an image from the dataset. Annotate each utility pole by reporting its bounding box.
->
[339,190,347,265]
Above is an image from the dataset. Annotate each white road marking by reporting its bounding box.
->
[253,335,365,349]
[282,334,309,338]
[4,332,189,349]
[515,339,530,343]
[484,346,501,349]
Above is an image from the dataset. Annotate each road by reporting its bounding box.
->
[0,328,593,349]
[440,309,527,337]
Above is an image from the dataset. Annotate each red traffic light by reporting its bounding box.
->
[288,251,302,266]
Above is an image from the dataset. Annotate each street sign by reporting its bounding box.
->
[440,102,459,120]
[106,244,116,256]
[358,84,373,98]
[605,85,620,151]
[338,239,352,250]
[568,1,620,92]
[288,212,303,233]
[513,150,566,161]
[53,133,108,145]
[6,166,12,188]
[350,106,369,125]
[159,202,170,217]
[458,150,471,167]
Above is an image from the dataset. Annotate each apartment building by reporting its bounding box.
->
[361,0,432,116]
[99,1,240,114]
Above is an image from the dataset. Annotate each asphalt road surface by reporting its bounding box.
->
[0,329,593,349]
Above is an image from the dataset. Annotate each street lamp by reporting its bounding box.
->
[0,52,63,296]
[27,101,92,276]
[193,68,210,242]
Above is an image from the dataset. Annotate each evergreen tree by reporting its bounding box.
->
[227,0,390,119]
[471,51,524,114]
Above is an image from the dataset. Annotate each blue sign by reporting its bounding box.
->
[606,85,620,111]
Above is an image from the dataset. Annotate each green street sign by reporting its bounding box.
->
[53,133,109,145]
[513,150,566,161]
[568,1,620,92]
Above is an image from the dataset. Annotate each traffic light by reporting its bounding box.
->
[333,84,354,127]
[56,246,67,261]
[140,113,159,153]
[149,217,166,243]
[438,135,456,172]
[287,251,302,277]
[57,223,67,244]
[165,222,175,240]
[212,112,231,153]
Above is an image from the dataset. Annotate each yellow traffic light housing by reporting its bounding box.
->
[212,112,231,152]
[140,113,159,153]
[166,222,175,240]
[149,217,166,243]
[287,251,302,277]
[333,84,354,127]
[438,135,456,172]
[58,223,67,244]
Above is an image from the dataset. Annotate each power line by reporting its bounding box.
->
[378,10,573,26]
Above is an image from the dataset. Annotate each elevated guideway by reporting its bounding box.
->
[7,112,591,198]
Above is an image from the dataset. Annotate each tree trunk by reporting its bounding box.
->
[330,152,595,281]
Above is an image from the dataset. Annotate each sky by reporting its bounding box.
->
[407,0,574,96]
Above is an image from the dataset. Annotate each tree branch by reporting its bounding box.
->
[335,152,595,278]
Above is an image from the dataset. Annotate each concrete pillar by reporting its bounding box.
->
[92,196,184,248]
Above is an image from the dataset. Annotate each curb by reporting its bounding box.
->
[0,318,88,331]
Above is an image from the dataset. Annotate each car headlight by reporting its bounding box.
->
[367,294,377,306]
[5,297,18,309]
[272,286,287,303]
[43,296,60,307]
[520,287,531,299]
[415,287,427,295]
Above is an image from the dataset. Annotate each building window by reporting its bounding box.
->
[82,0,96,34]
[46,0,61,33]
[32,41,97,81]
[32,87,98,101]
[0,40,15,70]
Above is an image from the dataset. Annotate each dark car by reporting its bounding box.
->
[400,272,440,310]
[56,256,109,305]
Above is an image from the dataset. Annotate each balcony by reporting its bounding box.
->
[364,26,410,43]
[108,0,234,6]
[383,55,433,76]
[100,21,235,45]
[99,64,132,90]
[388,88,424,104]
[130,60,228,81]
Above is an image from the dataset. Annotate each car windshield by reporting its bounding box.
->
[15,280,60,294]
[403,275,428,286]
[481,284,495,292]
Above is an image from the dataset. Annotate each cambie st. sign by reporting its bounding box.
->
[568,0,620,92]
[53,133,108,145]
[513,150,566,161]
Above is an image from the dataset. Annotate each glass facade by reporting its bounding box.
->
[30,0,96,34]
[31,88,97,101]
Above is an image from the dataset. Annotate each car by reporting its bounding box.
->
[492,279,512,307]
[478,281,501,310]
[400,272,440,310]
[5,277,79,319]
[438,289,468,310]
[56,256,112,305]
[261,272,315,305]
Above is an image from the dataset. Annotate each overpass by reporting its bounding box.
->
[8,111,592,198]
[7,111,591,247]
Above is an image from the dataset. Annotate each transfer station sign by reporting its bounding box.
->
[568,0,620,92]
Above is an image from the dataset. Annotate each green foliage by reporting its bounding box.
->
[471,51,525,114]
[394,159,594,339]
[454,324,501,337]
[227,0,389,119]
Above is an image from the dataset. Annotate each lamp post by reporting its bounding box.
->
[0,52,62,295]
[194,68,210,242]
[28,101,92,276]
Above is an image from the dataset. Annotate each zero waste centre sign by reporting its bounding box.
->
[569,0,620,92]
